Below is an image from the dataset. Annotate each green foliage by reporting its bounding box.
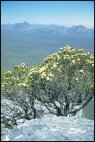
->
[2,63,30,95]
[2,46,94,96]
[1,46,94,116]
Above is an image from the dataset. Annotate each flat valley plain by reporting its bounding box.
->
[1,23,94,70]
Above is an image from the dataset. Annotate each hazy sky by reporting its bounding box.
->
[1,1,94,28]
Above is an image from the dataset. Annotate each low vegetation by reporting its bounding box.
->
[1,46,94,130]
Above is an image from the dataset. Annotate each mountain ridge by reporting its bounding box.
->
[1,22,93,31]
[1,22,94,70]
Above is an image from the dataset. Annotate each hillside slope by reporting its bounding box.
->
[2,113,94,141]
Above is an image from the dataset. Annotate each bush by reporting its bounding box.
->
[1,46,94,125]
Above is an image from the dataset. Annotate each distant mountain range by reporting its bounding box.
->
[1,22,94,70]
[1,22,93,34]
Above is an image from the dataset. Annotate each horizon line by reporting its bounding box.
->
[1,22,94,29]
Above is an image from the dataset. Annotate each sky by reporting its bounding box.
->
[1,1,94,28]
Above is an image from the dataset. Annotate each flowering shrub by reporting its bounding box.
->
[1,46,94,120]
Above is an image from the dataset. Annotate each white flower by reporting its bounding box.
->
[22,63,25,66]
[48,73,54,77]
[22,83,27,87]
[75,78,79,82]
[80,70,84,73]
[39,66,46,72]
[72,60,75,63]
[78,58,80,61]
[7,71,11,73]
[19,83,26,87]
[87,60,91,64]
[79,49,84,51]
[64,47,68,50]
[59,48,63,50]
[2,84,4,88]
[92,64,94,67]
[53,63,57,68]
[66,45,71,49]
[90,55,94,59]
[91,61,94,64]
[41,72,46,78]
[20,63,26,68]
[76,78,79,81]
[57,55,61,60]
[47,77,50,80]
[72,49,75,51]
[58,68,60,71]
[46,76,52,81]
[58,51,61,54]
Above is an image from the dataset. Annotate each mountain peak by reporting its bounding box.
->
[71,25,87,29]
[69,25,88,33]
[22,22,30,25]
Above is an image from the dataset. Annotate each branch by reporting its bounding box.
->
[48,103,56,109]
[67,95,93,115]
[75,95,93,112]
[44,104,57,115]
